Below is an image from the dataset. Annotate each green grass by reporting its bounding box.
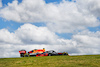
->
[0,55,100,67]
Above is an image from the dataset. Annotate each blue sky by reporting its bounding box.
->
[2,0,22,6]
[0,18,24,32]
[2,0,63,5]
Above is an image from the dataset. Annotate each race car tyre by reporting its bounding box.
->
[48,53,52,56]
[20,53,24,57]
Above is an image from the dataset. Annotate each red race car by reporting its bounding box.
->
[19,48,69,57]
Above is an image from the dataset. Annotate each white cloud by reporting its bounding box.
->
[0,0,99,33]
[72,30,100,54]
[0,0,2,8]
[77,0,100,18]
[0,29,22,44]
[15,23,58,44]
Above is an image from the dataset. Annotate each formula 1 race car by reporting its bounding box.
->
[19,48,68,57]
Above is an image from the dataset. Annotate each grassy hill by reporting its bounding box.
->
[0,55,100,67]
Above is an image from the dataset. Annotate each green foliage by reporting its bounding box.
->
[0,55,100,67]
